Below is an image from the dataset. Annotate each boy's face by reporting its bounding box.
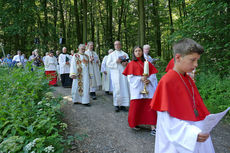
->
[175,53,200,73]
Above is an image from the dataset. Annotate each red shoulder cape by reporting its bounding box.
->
[150,69,210,121]
[123,58,158,76]
[165,58,174,72]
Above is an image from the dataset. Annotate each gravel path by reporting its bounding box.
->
[53,86,230,153]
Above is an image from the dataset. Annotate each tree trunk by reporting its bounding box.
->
[82,0,87,43]
[74,0,82,44]
[168,0,174,34]
[138,0,145,46]
[182,0,187,17]
[90,0,95,43]
[43,0,48,51]
[106,0,113,48]
[53,0,58,50]
[59,0,66,47]
[152,0,161,56]
[117,0,124,41]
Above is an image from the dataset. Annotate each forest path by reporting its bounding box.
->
[53,86,230,153]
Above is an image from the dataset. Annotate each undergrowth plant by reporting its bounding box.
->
[0,66,66,152]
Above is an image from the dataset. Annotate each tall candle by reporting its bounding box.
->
[143,60,149,75]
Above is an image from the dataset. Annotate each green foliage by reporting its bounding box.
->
[170,0,230,77]
[196,72,230,120]
[0,67,65,152]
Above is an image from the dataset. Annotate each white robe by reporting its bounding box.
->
[155,111,215,153]
[106,50,130,106]
[127,74,157,100]
[44,56,57,71]
[85,50,102,92]
[101,56,113,92]
[70,53,90,104]
[59,53,71,74]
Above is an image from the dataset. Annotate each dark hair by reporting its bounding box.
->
[132,46,145,62]
[49,50,54,54]
[173,38,204,57]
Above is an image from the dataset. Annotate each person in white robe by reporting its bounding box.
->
[70,44,90,106]
[101,49,113,94]
[12,50,24,66]
[155,111,215,153]
[106,40,130,112]
[59,47,72,88]
[143,44,157,65]
[85,41,102,100]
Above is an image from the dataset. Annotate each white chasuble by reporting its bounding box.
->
[70,53,90,104]
[106,50,130,106]
[155,111,215,153]
[101,56,113,92]
[59,53,71,74]
[85,50,102,89]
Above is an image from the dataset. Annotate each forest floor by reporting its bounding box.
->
[53,86,230,153]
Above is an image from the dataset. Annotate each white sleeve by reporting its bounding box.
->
[59,54,65,67]
[44,56,49,69]
[127,75,142,88]
[157,111,201,152]
[69,55,77,78]
[12,56,16,61]
[148,74,158,88]
[101,57,106,72]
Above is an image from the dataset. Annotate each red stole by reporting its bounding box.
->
[165,58,174,72]
[150,69,210,121]
[123,58,158,76]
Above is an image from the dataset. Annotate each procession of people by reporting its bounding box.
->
[0,38,216,153]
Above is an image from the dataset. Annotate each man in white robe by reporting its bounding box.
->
[59,47,72,88]
[12,50,24,66]
[106,41,130,112]
[85,41,102,100]
[70,44,90,106]
[101,49,113,94]
[143,44,157,65]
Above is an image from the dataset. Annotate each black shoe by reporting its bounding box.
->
[120,106,128,112]
[105,91,110,95]
[92,96,97,100]
[83,103,91,107]
[115,106,120,112]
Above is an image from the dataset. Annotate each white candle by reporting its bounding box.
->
[143,60,149,75]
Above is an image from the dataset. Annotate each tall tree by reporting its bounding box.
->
[106,0,113,48]
[117,0,124,41]
[152,0,161,56]
[59,0,66,47]
[168,0,174,34]
[74,0,82,44]
[82,0,87,43]
[138,0,145,46]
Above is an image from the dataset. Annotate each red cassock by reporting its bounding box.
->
[150,69,210,121]
[45,71,57,85]
[123,58,158,128]
[165,58,174,72]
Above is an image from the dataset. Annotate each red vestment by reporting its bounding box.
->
[165,58,174,72]
[150,69,209,121]
[123,58,158,127]
[123,58,158,76]
[45,71,57,85]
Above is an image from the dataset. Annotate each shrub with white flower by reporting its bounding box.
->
[45,103,50,107]
[44,145,55,153]
[24,138,40,152]
[60,123,68,130]
[38,101,43,105]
